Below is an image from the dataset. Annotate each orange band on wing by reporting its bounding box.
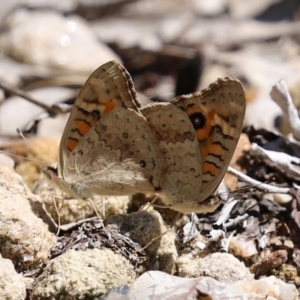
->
[200,147,208,161]
[208,143,225,157]
[199,130,225,162]
[195,110,213,140]
[67,138,78,151]
[100,99,116,115]
[75,120,92,136]
[203,161,219,176]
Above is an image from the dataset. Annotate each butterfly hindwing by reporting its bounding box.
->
[60,107,164,198]
[141,103,203,206]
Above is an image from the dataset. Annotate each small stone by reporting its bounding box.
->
[32,248,136,299]
[177,252,254,282]
[0,254,26,300]
[250,250,288,278]
[106,210,177,274]
[0,165,56,271]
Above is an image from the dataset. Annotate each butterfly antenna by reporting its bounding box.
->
[16,128,51,167]
[0,149,46,167]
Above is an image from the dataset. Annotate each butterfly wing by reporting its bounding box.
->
[172,78,246,206]
[141,102,203,205]
[139,78,245,213]
[56,60,164,198]
[58,60,141,178]
[61,107,164,198]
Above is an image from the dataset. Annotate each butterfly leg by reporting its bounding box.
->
[51,194,64,235]
[137,193,160,212]
[87,198,107,233]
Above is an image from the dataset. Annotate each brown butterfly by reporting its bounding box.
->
[43,60,246,213]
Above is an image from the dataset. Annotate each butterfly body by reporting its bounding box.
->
[43,60,246,213]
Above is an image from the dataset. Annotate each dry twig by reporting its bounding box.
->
[227,166,290,194]
[251,143,300,178]
[0,80,62,116]
[270,80,300,141]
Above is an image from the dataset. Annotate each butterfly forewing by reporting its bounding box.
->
[55,61,164,198]
[58,60,142,178]
[172,78,246,202]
